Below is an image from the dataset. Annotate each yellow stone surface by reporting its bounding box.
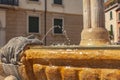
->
[18,46,120,80]
[80,27,110,46]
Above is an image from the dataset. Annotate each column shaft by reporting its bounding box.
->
[83,0,91,29]
[91,0,105,28]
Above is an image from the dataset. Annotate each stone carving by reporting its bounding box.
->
[0,35,43,65]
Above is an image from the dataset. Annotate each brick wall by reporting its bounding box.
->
[6,9,27,41]
[45,13,83,45]
[6,9,83,45]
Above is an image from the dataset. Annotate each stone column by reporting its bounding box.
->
[83,0,91,29]
[80,0,110,46]
[91,0,105,28]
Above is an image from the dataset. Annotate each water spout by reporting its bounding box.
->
[42,25,71,45]
[63,30,71,45]
[42,25,62,42]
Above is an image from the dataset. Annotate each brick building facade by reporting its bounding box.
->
[0,0,83,46]
[105,0,120,43]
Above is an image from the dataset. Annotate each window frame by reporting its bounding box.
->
[52,17,64,35]
[53,0,63,5]
[27,15,41,34]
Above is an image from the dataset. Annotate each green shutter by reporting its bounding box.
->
[110,11,113,20]
[110,25,113,35]
[54,0,62,5]
[54,19,63,34]
[29,16,39,33]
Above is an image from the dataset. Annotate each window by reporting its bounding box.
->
[109,25,114,40]
[28,16,39,33]
[54,0,62,5]
[0,0,19,6]
[110,25,113,35]
[118,13,120,21]
[53,18,63,34]
[110,11,113,20]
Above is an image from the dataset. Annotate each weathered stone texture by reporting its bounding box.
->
[18,46,120,80]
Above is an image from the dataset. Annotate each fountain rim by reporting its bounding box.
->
[27,45,120,50]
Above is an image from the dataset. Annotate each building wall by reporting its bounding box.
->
[0,0,83,46]
[6,9,27,41]
[105,7,118,42]
[47,0,83,15]
[5,9,83,45]
[45,13,83,45]
[6,9,44,41]
[19,0,83,15]
[116,10,120,42]
[19,0,44,11]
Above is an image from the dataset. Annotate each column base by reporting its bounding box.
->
[80,27,110,46]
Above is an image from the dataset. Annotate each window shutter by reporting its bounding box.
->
[29,16,39,33]
[54,0,62,5]
[54,19,63,34]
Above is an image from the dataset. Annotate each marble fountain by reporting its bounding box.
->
[1,0,120,80]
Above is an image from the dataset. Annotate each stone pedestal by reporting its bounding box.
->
[80,0,110,46]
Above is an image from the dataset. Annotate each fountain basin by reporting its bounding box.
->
[18,45,120,80]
